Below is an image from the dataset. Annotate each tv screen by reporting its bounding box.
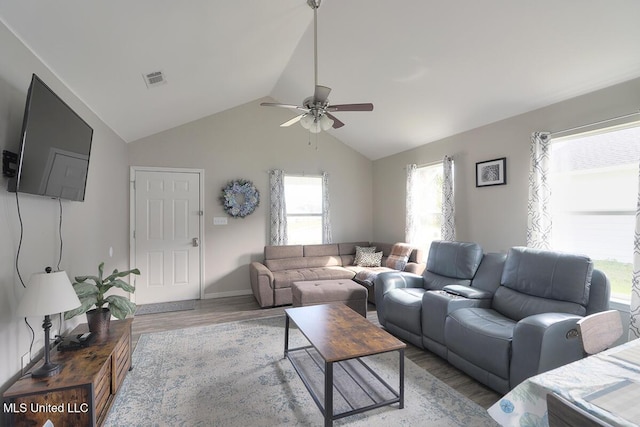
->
[14,74,93,201]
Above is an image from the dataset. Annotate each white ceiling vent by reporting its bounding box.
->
[143,70,167,88]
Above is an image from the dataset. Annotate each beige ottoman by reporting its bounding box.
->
[291,279,368,317]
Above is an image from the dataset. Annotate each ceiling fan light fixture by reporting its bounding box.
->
[320,114,333,131]
[300,114,314,129]
[309,118,322,134]
[260,0,373,133]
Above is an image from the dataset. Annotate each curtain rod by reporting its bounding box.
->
[550,109,640,137]
[405,158,449,169]
[265,170,323,177]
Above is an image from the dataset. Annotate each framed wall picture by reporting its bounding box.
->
[476,157,507,187]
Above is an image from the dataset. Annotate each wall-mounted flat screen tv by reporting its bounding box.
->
[12,74,93,201]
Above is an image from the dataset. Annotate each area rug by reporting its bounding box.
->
[134,299,196,315]
[104,316,497,426]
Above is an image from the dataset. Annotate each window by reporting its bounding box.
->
[549,124,640,301]
[284,175,323,245]
[411,163,444,250]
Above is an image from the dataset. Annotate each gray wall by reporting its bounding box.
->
[372,77,640,338]
[127,99,373,298]
[372,77,640,253]
[0,21,130,390]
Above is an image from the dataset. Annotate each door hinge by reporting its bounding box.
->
[198,210,204,216]
[133,230,136,239]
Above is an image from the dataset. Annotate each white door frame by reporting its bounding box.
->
[129,166,205,303]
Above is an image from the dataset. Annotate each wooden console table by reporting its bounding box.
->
[3,318,132,427]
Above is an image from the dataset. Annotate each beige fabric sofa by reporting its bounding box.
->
[249,241,425,308]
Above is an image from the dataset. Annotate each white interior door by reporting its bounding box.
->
[131,168,203,304]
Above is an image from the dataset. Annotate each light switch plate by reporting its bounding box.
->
[21,352,30,372]
[213,217,228,225]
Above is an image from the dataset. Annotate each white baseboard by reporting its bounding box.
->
[202,289,253,300]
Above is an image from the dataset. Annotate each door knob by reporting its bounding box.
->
[192,237,199,247]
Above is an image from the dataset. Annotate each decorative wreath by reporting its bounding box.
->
[220,179,260,218]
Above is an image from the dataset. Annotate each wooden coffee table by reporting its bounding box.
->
[284,303,406,426]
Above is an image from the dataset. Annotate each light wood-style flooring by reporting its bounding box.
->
[131,295,502,409]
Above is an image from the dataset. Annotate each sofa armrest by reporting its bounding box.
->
[442,284,493,299]
[249,262,275,308]
[374,271,424,326]
[404,262,426,275]
[510,313,584,389]
[376,271,423,293]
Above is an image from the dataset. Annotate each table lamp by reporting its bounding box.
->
[17,268,81,378]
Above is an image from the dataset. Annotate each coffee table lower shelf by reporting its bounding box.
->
[285,344,404,426]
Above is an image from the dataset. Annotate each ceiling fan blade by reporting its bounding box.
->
[314,85,331,104]
[280,115,304,127]
[260,102,307,111]
[326,113,344,129]
[328,103,374,112]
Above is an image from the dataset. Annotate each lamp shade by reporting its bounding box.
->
[319,114,334,131]
[300,114,314,129]
[309,120,322,134]
[17,271,81,317]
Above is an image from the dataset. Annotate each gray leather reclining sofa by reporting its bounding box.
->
[375,240,610,394]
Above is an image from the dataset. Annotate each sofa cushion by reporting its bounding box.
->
[265,257,307,272]
[500,247,593,305]
[303,244,339,257]
[371,242,394,256]
[408,246,425,264]
[338,242,370,255]
[470,252,507,294]
[492,287,587,320]
[354,245,377,265]
[445,308,516,379]
[338,242,369,266]
[264,245,303,260]
[356,251,383,267]
[272,267,355,289]
[426,241,483,280]
[265,254,342,272]
[385,243,413,270]
[492,247,593,320]
[305,256,343,268]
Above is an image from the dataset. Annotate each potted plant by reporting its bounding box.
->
[64,262,140,334]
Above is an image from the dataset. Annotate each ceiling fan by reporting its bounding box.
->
[261,0,373,133]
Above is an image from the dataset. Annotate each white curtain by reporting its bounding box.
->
[630,163,640,340]
[527,131,552,249]
[269,169,287,245]
[321,171,332,244]
[405,164,418,243]
[441,155,455,241]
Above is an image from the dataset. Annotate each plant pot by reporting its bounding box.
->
[86,308,111,335]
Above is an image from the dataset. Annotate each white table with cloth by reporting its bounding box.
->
[488,337,640,427]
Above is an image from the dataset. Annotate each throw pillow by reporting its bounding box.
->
[385,243,413,270]
[354,245,377,266]
[357,251,383,267]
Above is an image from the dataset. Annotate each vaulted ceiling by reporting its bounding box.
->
[1,1,640,160]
